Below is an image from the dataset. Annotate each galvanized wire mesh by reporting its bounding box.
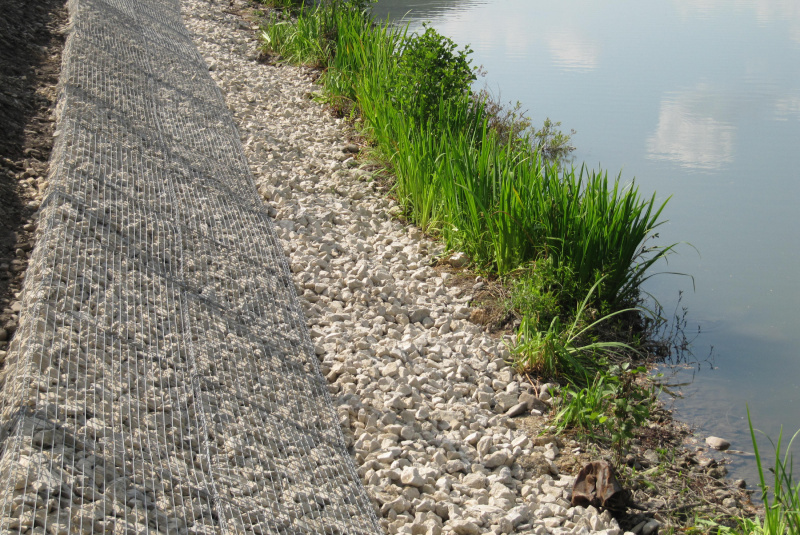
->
[0,0,381,532]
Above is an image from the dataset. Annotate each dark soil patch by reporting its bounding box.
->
[0,0,68,348]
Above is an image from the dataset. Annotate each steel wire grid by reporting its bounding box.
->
[0,0,382,532]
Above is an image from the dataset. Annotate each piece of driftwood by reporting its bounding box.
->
[572,460,630,510]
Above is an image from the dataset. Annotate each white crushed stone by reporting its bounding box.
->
[182,0,624,533]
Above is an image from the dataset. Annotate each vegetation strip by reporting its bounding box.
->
[258,0,669,419]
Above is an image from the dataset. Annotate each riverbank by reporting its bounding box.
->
[0,0,768,532]
[187,0,759,532]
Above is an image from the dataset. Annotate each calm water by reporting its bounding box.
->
[372,0,800,487]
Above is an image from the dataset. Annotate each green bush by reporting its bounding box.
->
[390,25,476,129]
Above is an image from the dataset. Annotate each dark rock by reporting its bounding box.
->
[342,143,359,154]
[642,519,661,535]
[519,392,549,412]
[518,451,551,477]
[505,402,528,418]
[448,252,468,268]
[707,465,728,479]
[3,322,16,336]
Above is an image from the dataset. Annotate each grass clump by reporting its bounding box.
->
[259,2,338,67]
[508,277,638,381]
[257,0,306,11]
[740,408,799,534]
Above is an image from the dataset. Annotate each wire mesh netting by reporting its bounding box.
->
[0,0,382,532]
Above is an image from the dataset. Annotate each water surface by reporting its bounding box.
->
[372,0,800,487]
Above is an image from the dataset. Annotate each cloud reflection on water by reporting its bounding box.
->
[646,88,736,170]
[545,30,600,72]
[672,0,800,43]
[774,93,800,121]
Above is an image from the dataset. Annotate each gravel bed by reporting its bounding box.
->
[181,1,630,534]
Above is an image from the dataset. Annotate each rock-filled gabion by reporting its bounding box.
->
[0,0,382,533]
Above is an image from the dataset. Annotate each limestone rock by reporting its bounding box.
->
[705,436,731,451]
[449,519,481,535]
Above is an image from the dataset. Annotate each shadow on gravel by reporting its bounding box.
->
[0,0,67,346]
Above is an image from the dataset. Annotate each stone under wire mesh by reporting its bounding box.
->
[0,0,382,532]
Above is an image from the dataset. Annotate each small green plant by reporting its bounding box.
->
[552,371,617,435]
[507,257,579,326]
[605,363,653,459]
[552,363,653,461]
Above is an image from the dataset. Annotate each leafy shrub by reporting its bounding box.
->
[470,89,534,149]
[390,25,477,128]
[534,117,576,161]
